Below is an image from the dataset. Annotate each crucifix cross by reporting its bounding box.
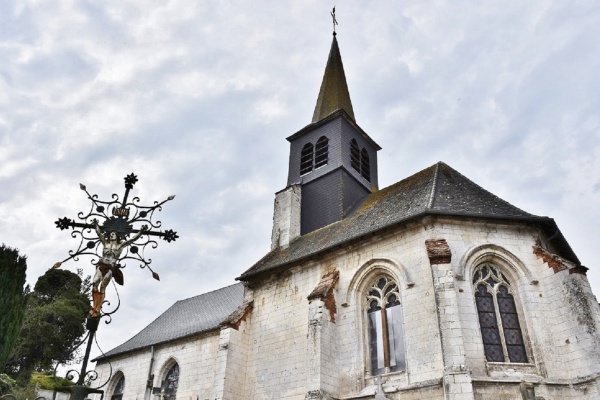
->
[54,173,178,282]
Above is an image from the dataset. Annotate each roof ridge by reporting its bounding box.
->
[175,282,243,303]
[427,162,441,209]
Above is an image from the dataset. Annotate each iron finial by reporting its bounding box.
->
[330,6,338,36]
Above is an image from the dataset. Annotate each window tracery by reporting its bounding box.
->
[365,275,406,375]
[473,264,527,363]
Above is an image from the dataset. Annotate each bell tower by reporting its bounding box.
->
[271,33,381,249]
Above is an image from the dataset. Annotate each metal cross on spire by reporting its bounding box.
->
[331,6,338,35]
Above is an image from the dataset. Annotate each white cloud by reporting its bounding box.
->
[1,0,599,371]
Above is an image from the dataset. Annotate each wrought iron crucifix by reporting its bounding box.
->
[54,173,178,317]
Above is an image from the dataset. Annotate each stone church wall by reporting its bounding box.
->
[93,216,600,400]
[243,216,600,399]
[94,331,221,400]
[240,265,314,399]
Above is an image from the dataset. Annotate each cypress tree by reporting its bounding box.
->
[0,244,28,372]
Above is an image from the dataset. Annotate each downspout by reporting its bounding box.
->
[144,346,155,400]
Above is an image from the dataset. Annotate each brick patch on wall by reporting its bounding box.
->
[308,270,339,322]
[425,239,452,264]
[221,300,253,330]
[532,244,588,275]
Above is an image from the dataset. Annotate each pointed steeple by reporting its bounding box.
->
[312,34,355,123]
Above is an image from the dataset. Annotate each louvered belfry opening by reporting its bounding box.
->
[360,148,370,182]
[300,143,314,175]
[350,139,360,171]
[315,136,329,168]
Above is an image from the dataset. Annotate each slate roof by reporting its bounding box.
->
[312,35,355,123]
[239,162,579,280]
[94,283,244,361]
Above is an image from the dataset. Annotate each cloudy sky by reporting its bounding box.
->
[2,0,599,370]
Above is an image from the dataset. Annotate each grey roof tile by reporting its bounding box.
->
[239,162,579,280]
[95,283,244,361]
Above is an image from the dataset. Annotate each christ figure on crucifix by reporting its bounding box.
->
[54,220,148,317]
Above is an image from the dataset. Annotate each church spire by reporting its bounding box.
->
[311,33,355,123]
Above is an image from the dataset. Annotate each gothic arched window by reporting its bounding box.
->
[360,148,371,182]
[111,374,125,400]
[162,363,180,400]
[314,136,329,168]
[300,143,314,175]
[473,264,528,363]
[350,139,360,172]
[366,275,406,375]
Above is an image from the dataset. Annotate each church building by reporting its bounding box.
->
[93,31,600,400]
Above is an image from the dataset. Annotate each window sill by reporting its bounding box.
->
[364,369,407,385]
[341,375,440,399]
[486,361,538,378]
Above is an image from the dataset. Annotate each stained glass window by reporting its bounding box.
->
[473,264,527,363]
[162,363,179,400]
[366,276,406,375]
[111,375,124,400]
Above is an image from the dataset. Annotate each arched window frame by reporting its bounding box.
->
[344,259,413,383]
[108,372,125,400]
[300,143,314,175]
[158,360,180,400]
[350,139,371,182]
[472,263,529,364]
[314,136,329,169]
[364,274,406,375]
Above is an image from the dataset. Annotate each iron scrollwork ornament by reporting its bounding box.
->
[53,173,178,317]
[48,173,178,400]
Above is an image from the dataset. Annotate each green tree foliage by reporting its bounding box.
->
[4,269,89,384]
[0,244,28,373]
[30,372,73,390]
[0,373,17,395]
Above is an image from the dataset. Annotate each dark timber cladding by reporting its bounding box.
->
[301,168,370,235]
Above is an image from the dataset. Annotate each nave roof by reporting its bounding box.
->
[240,162,579,280]
[94,283,244,361]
